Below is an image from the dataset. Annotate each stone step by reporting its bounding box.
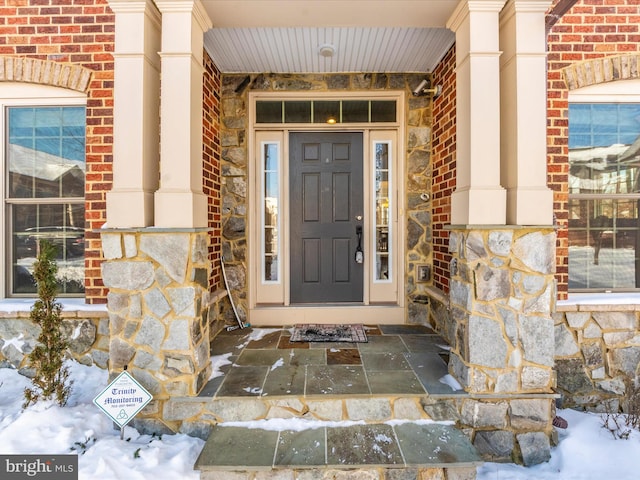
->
[195,421,482,479]
[165,394,464,427]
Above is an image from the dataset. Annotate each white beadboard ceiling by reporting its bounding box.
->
[201,1,459,74]
[204,27,455,73]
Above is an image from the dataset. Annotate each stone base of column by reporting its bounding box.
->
[443,226,558,465]
[447,226,556,393]
[101,228,212,433]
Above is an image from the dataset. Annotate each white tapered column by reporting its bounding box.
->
[447,0,507,225]
[106,0,160,227]
[500,0,554,225]
[154,0,211,228]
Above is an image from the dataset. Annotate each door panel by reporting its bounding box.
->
[302,238,321,283]
[333,173,351,222]
[290,132,363,303]
[303,174,320,222]
[333,238,352,282]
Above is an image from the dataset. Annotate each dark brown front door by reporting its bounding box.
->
[289,132,364,303]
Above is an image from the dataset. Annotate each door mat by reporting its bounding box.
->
[290,324,368,343]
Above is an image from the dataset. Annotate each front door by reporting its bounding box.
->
[289,132,363,303]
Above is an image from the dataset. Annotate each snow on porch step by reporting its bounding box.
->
[194,420,482,479]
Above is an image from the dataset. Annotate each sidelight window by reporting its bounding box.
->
[261,141,281,283]
[373,141,392,283]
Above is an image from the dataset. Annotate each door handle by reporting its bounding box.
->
[355,226,364,263]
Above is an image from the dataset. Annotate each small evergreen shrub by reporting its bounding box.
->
[23,240,71,408]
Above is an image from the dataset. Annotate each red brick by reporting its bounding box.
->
[0,0,115,302]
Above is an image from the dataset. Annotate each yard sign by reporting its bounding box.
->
[93,371,152,429]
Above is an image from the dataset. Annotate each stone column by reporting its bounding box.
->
[446,0,507,225]
[101,229,212,432]
[448,227,556,394]
[447,226,557,465]
[154,0,211,228]
[499,0,554,225]
[106,0,160,228]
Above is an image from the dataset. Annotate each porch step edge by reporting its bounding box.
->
[199,466,480,480]
[194,421,482,473]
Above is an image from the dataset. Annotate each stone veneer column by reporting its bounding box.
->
[106,0,160,227]
[499,0,554,225]
[446,226,557,465]
[154,0,211,228]
[101,229,211,431]
[446,0,507,225]
[447,227,556,394]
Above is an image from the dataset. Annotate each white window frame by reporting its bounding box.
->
[370,131,399,302]
[255,131,284,303]
[0,83,86,299]
[568,78,640,293]
[248,92,405,324]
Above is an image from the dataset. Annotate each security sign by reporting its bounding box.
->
[93,371,152,428]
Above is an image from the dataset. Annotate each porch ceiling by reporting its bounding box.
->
[201,1,459,74]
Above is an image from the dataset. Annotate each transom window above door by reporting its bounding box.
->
[255,99,397,124]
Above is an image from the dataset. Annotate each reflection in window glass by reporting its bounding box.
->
[568,103,640,291]
[374,142,392,282]
[263,143,280,282]
[6,106,86,295]
[313,101,340,123]
[9,107,86,199]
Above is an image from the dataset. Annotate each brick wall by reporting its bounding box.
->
[203,51,222,290]
[0,0,115,303]
[430,45,456,293]
[547,0,640,299]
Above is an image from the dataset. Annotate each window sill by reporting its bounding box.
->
[0,298,107,315]
[557,293,640,311]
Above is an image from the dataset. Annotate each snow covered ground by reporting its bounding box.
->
[1,361,640,479]
[0,362,202,480]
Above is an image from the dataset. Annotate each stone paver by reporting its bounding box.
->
[196,423,482,470]
[191,324,554,475]
[202,326,464,398]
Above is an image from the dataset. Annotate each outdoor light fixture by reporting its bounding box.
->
[326,116,337,124]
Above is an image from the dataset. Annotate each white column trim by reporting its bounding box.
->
[500,0,554,225]
[447,0,508,225]
[106,0,161,228]
[153,0,211,31]
[153,0,212,228]
[448,0,508,31]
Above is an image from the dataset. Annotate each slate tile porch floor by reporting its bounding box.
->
[196,324,482,473]
[200,324,467,399]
